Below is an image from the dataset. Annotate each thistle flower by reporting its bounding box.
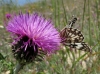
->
[5,13,11,19]
[6,12,61,64]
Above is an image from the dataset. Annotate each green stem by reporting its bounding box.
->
[51,0,57,26]
[57,0,60,28]
[14,62,24,74]
[96,0,100,40]
[62,0,67,24]
[88,0,91,45]
[82,0,86,31]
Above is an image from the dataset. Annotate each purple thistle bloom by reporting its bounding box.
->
[5,13,11,19]
[6,12,61,63]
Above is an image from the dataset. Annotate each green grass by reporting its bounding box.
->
[0,0,100,74]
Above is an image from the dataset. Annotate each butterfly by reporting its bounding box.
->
[60,17,91,52]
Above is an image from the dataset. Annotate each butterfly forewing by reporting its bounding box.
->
[67,28,84,42]
[60,28,84,43]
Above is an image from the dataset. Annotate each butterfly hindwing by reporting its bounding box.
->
[64,42,91,52]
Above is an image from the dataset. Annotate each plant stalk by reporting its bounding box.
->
[14,62,24,74]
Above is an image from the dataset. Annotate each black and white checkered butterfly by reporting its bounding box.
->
[60,17,91,52]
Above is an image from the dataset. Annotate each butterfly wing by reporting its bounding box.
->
[60,28,84,44]
[60,17,91,52]
[60,28,91,52]
[63,42,91,52]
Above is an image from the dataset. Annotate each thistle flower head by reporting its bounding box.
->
[5,13,11,19]
[6,12,61,63]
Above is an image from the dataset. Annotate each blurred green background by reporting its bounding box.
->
[0,0,100,74]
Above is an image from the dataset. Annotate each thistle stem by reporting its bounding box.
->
[14,62,24,74]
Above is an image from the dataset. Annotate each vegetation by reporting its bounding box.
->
[0,0,100,74]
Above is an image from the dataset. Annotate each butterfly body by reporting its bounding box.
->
[60,17,91,52]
